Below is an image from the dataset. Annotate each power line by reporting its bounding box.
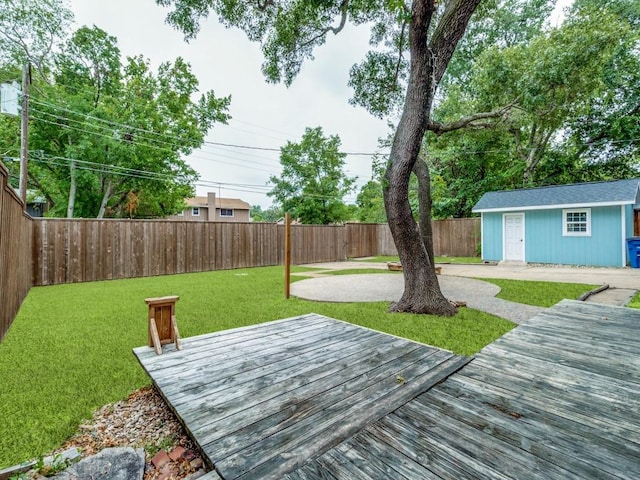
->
[29,111,282,173]
[29,97,389,157]
[29,101,285,166]
[31,151,274,191]
[29,152,365,202]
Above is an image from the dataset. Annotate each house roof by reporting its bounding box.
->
[186,196,251,210]
[473,178,640,213]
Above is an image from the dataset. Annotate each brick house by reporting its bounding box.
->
[170,192,251,222]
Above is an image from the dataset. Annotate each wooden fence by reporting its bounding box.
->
[346,220,480,258]
[432,218,481,258]
[0,181,479,340]
[0,163,33,342]
[33,220,281,285]
[32,218,479,285]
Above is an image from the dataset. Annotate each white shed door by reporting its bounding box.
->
[504,213,524,261]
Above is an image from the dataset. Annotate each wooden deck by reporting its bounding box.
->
[133,314,470,479]
[287,300,640,479]
[135,300,640,479]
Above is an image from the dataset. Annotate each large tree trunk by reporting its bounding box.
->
[413,157,435,267]
[383,0,480,315]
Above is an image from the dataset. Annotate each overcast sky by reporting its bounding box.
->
[67,0,571,209]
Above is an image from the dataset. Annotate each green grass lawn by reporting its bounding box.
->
[484,278,599,307]
[358,255,483,264]
[628,292,640,309]
[0,266,514,468]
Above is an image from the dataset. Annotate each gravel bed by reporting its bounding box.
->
[38,386,205,480]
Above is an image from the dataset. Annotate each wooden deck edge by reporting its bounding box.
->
[316,315,459,355]
[198,470,223,480]
[132,313,324,356]
[132,350,220,474]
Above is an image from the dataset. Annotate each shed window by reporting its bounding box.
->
[220,208,234,217]
[192,207,200,216]
[563,209,591,236]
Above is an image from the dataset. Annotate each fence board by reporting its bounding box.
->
[346,220,481,258]
[376,224,397,256]
[0,162,33,342]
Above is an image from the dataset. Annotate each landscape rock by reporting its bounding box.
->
[54,447,144,480]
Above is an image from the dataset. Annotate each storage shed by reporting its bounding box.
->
[472,179,640,267]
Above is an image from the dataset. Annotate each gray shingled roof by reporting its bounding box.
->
[473,179,640,212]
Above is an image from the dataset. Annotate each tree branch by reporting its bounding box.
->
[391,20,408,90]
[301,0,349,47]
[27,171,55,208]
[256,0,274,11]
[511,127,525,162]
[428,0,483,86]
[427,100,517,135]
[524,127,553,180]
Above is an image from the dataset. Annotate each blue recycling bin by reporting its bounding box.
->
[627,237,640,268]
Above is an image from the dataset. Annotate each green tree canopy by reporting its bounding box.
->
[0,0,72,76]
[268,126,355,224]
[0,19,231,218]
[250,204,284,222]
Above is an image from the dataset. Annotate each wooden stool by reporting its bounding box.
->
[145,295,181,355]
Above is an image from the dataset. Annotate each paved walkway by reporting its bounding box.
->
[291,261,639,323]
[292,274,543,323]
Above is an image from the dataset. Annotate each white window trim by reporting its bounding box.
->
[563,208,591,237]
[192,207,200,217]
[177,211,184,216]
[220,208,234,217]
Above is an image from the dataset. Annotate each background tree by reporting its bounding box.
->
[268,127,355,225]
[0,17,231,218]
[356,179,387,223]
[157,0,486,315]
[250,204,284,222]
[424,0,640,217]
[0,0,72,78]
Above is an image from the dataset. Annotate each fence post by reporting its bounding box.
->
[284,212,291,299]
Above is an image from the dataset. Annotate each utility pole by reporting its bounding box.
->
[19,63,30,207]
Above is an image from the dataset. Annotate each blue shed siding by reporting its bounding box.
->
[481,213,503,261]
[524,206,622,267]
[625,204,634,238]
[481,206,626,266]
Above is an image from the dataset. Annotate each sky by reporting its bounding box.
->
[67,0,572,209]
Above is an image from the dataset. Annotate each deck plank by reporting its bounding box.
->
[392,399,575,479]
[164,328,378,402]
[184,335,422,438]
[339,430,441,479]
[368,415,510,480]
[287,300,640,479]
